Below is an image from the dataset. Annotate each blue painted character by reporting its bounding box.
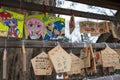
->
[44,23,54,40]
[52,20,65,39]
[5,18,19,38]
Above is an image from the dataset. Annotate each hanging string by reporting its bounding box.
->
[0,0,1,8]
[43,1,46,17]
[20,0,22,9]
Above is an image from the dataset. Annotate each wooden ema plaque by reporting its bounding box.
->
[31,52,53,75]
[69,14,75,34]
[86,45,96,73]
[67,53,84,75]
[80,21,97,34]
[48,46,71,73]
[108,22,120,40]
[97,22,109,34]
[82,45,91,68]
[101,46,119,68]
[112,49,120,69]
[82,45,96,73]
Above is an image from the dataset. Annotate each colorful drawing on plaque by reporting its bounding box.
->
[0,8,24,38]
[25,14,65,40]
[80,21,97,34]
[97,22,109,33]
[39,14,65,40]
[26,18,44,39]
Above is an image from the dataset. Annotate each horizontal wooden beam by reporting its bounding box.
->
[0,39,120,49]
[66,0,120,10]
[1,0,120,21]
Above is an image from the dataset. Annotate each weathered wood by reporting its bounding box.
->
[67,0,120,10]
[1,0,120,21]
[0,39,85,48]
[0,39,120,49]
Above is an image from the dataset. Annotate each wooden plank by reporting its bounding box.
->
[66,0,120,10]
[1,0,120,21]
[0,39,120,49]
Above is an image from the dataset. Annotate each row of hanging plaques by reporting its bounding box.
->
[31,45,84,75]
[0,8,65,40]
[0,8,115,40]
[31,44,120,76]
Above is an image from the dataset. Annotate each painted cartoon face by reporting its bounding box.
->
[5,19,18,28]
[46,23,53,35]
[26,18,44,39]
[4,18,19,38]
[52,21,65,38]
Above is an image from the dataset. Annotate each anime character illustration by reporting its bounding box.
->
[44,22,54,40]
[26,18,44,39]
[4,18,19,38]
[52,20,65,39]
[0,12,12,23]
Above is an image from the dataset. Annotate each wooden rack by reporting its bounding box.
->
[0,39,120,49]
[1,0,120,49]
[1,0,120,21]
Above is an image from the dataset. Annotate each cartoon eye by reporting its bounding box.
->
[30,24,33,27]
[37,25,41,28]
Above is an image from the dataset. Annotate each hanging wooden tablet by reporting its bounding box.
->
[25,15,44,40]
[107,22,118,38]
[48,46,71,73]
[67,53,84,75]
[101,46,119,68]
[80,21,97,34]
[86,45,97,73]
[69,14,75,34]
[112,49,120,69]
[108,22,120,40]
[40,14,65,40]
[0,8,24,38]
[82,45,91,68]
[97,22,109,34]
[31,52,53,75]
[0,8,9,37]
